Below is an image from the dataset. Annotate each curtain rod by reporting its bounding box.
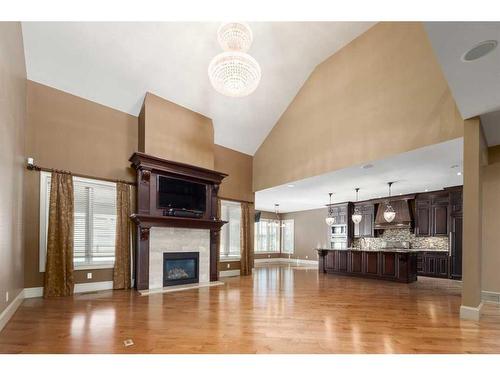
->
[26,164,136,186]
[218,196,254,205]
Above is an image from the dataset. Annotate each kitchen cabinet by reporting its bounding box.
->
[353,203,375,238]
[417,251,449,278]
[415,193,449,237]
[450,214,463,280]
[415,199,432,236]
[317,249,417,283]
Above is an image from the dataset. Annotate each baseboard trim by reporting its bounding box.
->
[482,290,500,304]
[460,302,484,321]
[24,281,114,299]
[219,269,241,277]
[0,291,24,332]
[254,258,318,267]
[75,281,114,293]
[24,287,44,298]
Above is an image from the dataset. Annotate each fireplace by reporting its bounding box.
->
[129,152,227,291]
[163,252,199,286]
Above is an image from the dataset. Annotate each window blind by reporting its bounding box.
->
[40,172,116,270]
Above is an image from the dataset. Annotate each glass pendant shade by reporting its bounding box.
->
[384,205,396,223]
[209,22,261,97]
[325,217,336,226]
[352,211,362,224]
[383,182,396,223]
[325,192,335,226]
[351,188,362,224]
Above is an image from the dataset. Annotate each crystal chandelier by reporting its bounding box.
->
[384,182,396,223]
[325,193,336,226]
[352,188,363,224]
[208,22,261,97]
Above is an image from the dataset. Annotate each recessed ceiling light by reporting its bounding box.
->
[457,172,462,176]
[425,189,429,192]
[362,164,374,169]
[462,40,498,62]
[287,184,295,188]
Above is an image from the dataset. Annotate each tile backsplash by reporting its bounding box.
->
[352,229,448,250]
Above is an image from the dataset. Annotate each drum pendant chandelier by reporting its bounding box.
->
[208,22,261,97]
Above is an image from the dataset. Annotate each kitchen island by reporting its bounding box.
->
[317,248,418,283]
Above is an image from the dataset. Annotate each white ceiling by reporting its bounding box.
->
[255,139,463,213]
[21,22,375,155]
[424,22,500,120]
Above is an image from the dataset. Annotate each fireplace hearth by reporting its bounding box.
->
[163,252,199,286]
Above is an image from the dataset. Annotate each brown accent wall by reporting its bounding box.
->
[139,92,214,169]
[462,118,486,308]
[482,146,500,293]
[24,83,252,287]
[0,22,26,315]
[214,145,253,203]
[253,22,464,191]
[24,82,138,288]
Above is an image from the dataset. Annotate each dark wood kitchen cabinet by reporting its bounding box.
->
[415,199,432,236]
[317,249,417,283]
[417,251,449,278]
[450,214,463,280]
[353,203,375,238]
[415,193,449,237]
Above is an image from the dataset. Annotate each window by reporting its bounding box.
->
[40,172,117,271]
[281,219,294,254]
[220,200,241,259]
[254,218,280,253]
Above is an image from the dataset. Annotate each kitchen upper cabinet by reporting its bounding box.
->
[415,193,449,237]
[415,199,432,236]
[432,203,449,236]
[353,204,375,238]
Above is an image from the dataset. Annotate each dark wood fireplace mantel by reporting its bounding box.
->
[130,214,227,230]
[129,152,228,291]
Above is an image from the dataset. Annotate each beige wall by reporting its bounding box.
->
[24,82,138,288]
[139,92,214,169]
[282,208,329,260]
[482,145,500,293]
[24,82,253,286]
[462,118,486,309]
[215,144,253,203]
[253,22,463,191]
[0,22,26,315]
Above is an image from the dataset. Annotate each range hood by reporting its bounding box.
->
[374,199,412,230]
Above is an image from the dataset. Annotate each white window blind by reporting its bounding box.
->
[254,218,280,253]
[281,219,294,254]
[39,172,116,271]
[220,200,241,258]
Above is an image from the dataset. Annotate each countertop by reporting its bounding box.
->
[317,248,448,253]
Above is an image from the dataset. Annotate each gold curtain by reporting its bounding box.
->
[216,198,222,275]
[113,182,132,289]
[44,172,74,297]
[240,202,252,276]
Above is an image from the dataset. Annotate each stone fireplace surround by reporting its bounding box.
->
[149,227,209,289]
[129,152,227,291]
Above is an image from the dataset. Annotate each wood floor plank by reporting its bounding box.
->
[0,264,499,353]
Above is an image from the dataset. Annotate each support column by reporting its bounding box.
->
[461,117,487,320]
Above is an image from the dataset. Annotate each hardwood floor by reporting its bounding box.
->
[1,264,499,354]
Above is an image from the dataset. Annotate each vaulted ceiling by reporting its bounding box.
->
[21,22,375,155]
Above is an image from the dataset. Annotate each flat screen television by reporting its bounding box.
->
[157,176,206,213]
